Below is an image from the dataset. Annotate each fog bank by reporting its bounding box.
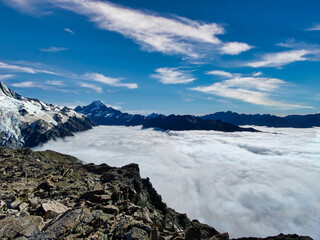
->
[34,126,320,239]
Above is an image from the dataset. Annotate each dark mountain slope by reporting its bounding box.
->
[202,111,320,128]
[143,114,258,132]
[76,101,258,132]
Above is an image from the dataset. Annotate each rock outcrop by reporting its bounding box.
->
[0,147,312,240]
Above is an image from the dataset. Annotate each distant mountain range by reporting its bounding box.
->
[75,101,257,132]
[2,79,318,149]
[202,111,320,128]
[0,81,95,148]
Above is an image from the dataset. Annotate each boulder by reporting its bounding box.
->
[0,215,44,239]
[41,200,69,219]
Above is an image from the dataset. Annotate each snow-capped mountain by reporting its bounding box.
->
[0,81,95,148]
[75,100,149,126]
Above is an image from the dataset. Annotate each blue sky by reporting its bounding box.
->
[0,0,319,115]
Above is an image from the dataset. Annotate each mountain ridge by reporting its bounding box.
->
[0,81,96,148]
[75,101,258,132]
[201,111,320,128]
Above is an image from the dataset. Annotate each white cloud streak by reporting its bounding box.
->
[45,80,64,86]
[246,50,311,68]
[34,125,320,239]
[252,71,263,77]
[79,82,102,93]
[151,67,196,84]
[40,46,68,52]
[64,28,74,34]
[3,0,252,58]
[84,72,138,89]
[306,23,320,31]
[11,81,44,88]
[0,61,57,75]
[191,76,310,109]
[206,70,234,78]
[0,74,15,81]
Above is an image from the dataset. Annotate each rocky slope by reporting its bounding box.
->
[75,101,258,132]
[0,146,312,240]
[202,111,320,128]
[0,81,96,148]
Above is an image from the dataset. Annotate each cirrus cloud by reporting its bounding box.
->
[246,50,311,68]
[191,76,310,109]
[40,46,68,52]
[78,82,102,93]
[3,0,252,59]
[0,74,15,81]
[83,72,138,89]
[151,67,196,84]
[0,61,57,75]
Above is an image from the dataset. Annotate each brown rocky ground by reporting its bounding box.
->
[0,146,313,240]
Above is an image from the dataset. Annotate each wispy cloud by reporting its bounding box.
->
[221,42,253,55]
[151,67,196,84]
[206,70,234,78]
[45,80,64,86]
[11,81,44,88]
[252,71,263,77]
[191,76,310,109]
[246,50,311,68]
[0,74,15,81]
[64,28,74,34]
[83,72,138,89]
[3,0,252,58]
[306,23,320,31]
[40,46,68,52]
[0,61,57,75]
[78,82,102,93]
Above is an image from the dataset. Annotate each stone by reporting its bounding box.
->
[185,226,201,240]
[210,233,230,240]
[150,228,160,240]
[28,198,38,208]
[125,226,149,240]
[19,202,29,211]
[0,200,5,209]
[0,215,44,239]
[9,198,22,209]
[101,205,119,215]
[41,200,69,219]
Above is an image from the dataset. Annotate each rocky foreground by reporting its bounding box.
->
[0,147,312,240]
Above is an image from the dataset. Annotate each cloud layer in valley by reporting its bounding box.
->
[34,126,320,239]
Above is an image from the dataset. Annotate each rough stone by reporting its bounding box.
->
[0,215,44,239]
[41,200,69,219]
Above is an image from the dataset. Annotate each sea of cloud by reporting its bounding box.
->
[34,126,320,239]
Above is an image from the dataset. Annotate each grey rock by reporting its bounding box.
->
[41,201,69,219]
[10,198,22,209]
[0,215,44,239]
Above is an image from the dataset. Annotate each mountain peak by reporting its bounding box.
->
[0,81,22,100]
[91,100,105,107]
